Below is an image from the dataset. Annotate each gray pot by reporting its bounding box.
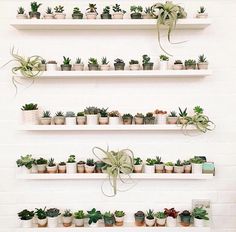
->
[144,117,155,124]
[114,63,125,71]
[72,13,83,19]
[143,63,154,70]
[101,13,112,19]
[29,12,41,19]
[61,64,72,71]
[88,64,99,71]
[131,13,142,19]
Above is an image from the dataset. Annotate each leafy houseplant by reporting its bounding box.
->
[16,155,36,173]
[100,57,110,71]
[167,111,178,124]
[198,54,208,70]
[134,211,145,226]
[47,158,57,173]
[164,162,174,173]
[145,158,156,173]
[44,7,54,19]
[85,159,95,173]
[196,6,208,18]
[74,210,85,227]
[159,55,169,70]
[112,4,126,19]
[72,7,83,19]
[46,208,60,228]
[17,6,27,19]
[155,211,166,226]
[192,207,209,227]
[18,209,34,228]
[84,106,100,125]
[185,59,196,70]
[133,157,143,173]
[145,209,155,227]
[114,58,125,71]
[61,57,72,71]
[174,159,184,173]
[130,6,143,19]
[46,60,57,71]
[87,208,102,227]
[36,158,47,173]
[54,111,65,125]
[101,6,112,19]
[173,60,184,70]
[103,211,115,227]
[40,111,51,125]
[29,2,42,19]
[65,111,76,125]
[134,113,144,125]
[66,155,77,174]
[155,156,164,173]
[142,55,154,70]
[122,113,133,125]
[86,4,98,19]
[88,58,99,71]
[108,111,120,125]
[164,208,179,227]
[190,156,204,174]
[73,57,84,71]
[144,112,155,124]
[180,210,191,227]
[54,5,66,19]
[58,161,66,173]
[114,211,125,226]
[35,207,47,227]
[62,209,73,227]
[99,108,109,125]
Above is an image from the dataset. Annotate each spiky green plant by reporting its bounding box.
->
[46,7,53,14]
[31,2,42,12]
[17,7,25,14]
[102,57,109,65]
[42,111,51,118]
[54,5,64,13]
[198,54,207,63]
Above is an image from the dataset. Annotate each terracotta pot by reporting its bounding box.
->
[196,13,208,18]
[155,164,164,173]
[76,116,86,125]
[77,163,85,173]
[47,165,57,173]
[165,166,174,173]
[184,164,192,173]
[58,165,66,173]
[134,164,143,173]
[179,117,188,124]
[134,117,144,124]
[86,12,97,19]
[99,117,109,125]
[122,117,132,125]
[62,216,73,227]
[174,166,184,173]
[40,117,51,125]
[85,164,95,173]
[142,14,153,19]
[37,218,47,227]
[167,117,178,124]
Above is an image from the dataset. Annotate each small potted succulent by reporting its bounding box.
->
[101,6,112,19]
[144,112,155,124]
[46,208,60,227]
[122,114,133,125]
[190,156,204,174]
[36,158,47,173]
[65,111,76,125]
[39,59,46,71]
[164,208,179,227]
[54,5,66,19]
[76,112,86,125]
[40,110,51,125]
[183,160,192,173]
[130,6,143,19]
[84,106,100,125]
[159,55,169,70]
[134,113,144,124]
[73,58,84,71]
[61,57,72,71]
[197,54,208,70]
[62,209,73,227]
[164,162,174,173]
[134,211,145,226]
[99,108,109,125]
[145,209,155,227]
[17,7,27,19]
[103,211,115,227]
[185,59,196,70]
[114,210,125,226]
[178,107,188,124]
[114,58,125,70]
[29,2,42,19]
[87,208,102,227]
[86,4,98,19]
[109,111,120,125]
[142,55,154,70]
[66,155,77,174]
[155,211,166,226]
[100,57,110,71]
[143,7,153,19]
[85,159,95,173]
[46,61,57,71]
[21,103,39,125]
[133,157,143,173]
[77,161,85,173]
[18,209,34,228]
[112,4,126,19]
[145,158,156,173]
[174,159,184,173]
[95,161,105,173]
[192,207,209,227]
[47,158,57,173]
[173,60,184,70]
[72,7,83,19]
[155,109,167,124]
[196,6,208,18]
[88,58,99,71]
[167,111,178,124]
[54,111,65,125]
[58,161,66,173]
[44,7,54,19]
[129,60,140,70]
[74,210,85,227]
[180,210,191,227]
[155,156,164,173]
[16,155,36,174]
[35,207,47,227]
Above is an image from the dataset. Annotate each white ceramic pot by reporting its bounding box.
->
[145,165,155,173]
[86,12,97,19]
[100,64,110,71]
[157,114,167,124]
[58,165,66,173]
[166,217,177,227]
[155,164,164,173]
[21,219,32,228]
[73,64,84,71]
[21,166,31,174]
[46,63,57,71]
[129,64,140,70]
[37,218,47,227]
[112,12,124,19]
[40,117,51,125]
[62,216,73,227]
[99,117,109,125]
[85,164,95,173]
[54,116,65,125]
[145,217,156,227]
[89,221,99,227]
[22,110,39,125]
[86,115,98,125]
[165,166,174,173]
[174,166,184,173]
[65,117,76,125]
[115,216,124,226]
[192,163,203,174]
[75,218,84,227]
[197,63,208,70]
[194,218,205,227]
[109,117,120,125]
[47,165,57,173]
[156,217,166,226]
[31,164,38,173]
[37,164,46,173]
[17,14,28,19]
[66,162,77,174]
[134,164,143,173]
[48,217,58,228]
[54,13,66,19]
[159,61,168,70]
[44,14,54,19]
[173,64,184,70]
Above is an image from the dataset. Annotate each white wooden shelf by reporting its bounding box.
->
[11,19,212,30]
[17,173,213,180]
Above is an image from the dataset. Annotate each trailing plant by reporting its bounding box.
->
[134,157,142,165]
[160,55,169,61]
[198,6,206,14]
[21,103,38,111]
[102,57,109,65]
[165,162,174,166]
[169,111,177,117]
[74,210,85,219]
[86,4,97,14]
[66,111,75,117]
[17,7,25,14]
[146,158,156,165]
[155,211,166,219]
[115,210,125,217]
[67,155,76,163]
[35,207,47,219]
[77,112,85,117]
[156,156,163,164]
[129,60,139,65]
[130,6,143,13]
[109,111,120,117]
[46,208,60,217]
[42,111,51,118]
[47,158,56,167]
[100,108,108,117]
[18,209,34,220]
[142,55,151,65]
[84,106,100,115]
[63,57,71,65]
[198,54,207,63]
[46,7,53,14]
[146,209,155,219]
[62,209,72,217]
[178,107,187,117]
[88,58,98,65]
[112,4,126,14]
[54,5,64,13]
[16,155,35,169]
[192,207,209,220]
[164,208,179,218]
[31,2,42,12]
[175,159,183,166]
[55,111,64,117]
[36,158,47,165]
[87,208,102,225]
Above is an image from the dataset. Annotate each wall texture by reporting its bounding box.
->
[0,0,236,231]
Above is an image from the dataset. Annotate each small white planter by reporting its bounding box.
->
[73,64,84,71]
[65,117,76,125]
[22,110,39,125]
[21,219,32,228]
[100,64,110,71]
[44,14,54,19]
[196,13,208,19]
[192,163,203,174]
[75,218,84,227]
[112,12,124,19]
[134,164,143,173]
[145,217,156,227]
[85,164,95,173]
[156,217,166,226]
[145,165,155,173]
[66,163,77,174]
[46,63,57,71]
[159,61,169,70]
[115,216,124,226]
[37,164,46,173]
[174,166,184,173]
[54,13,66,19]
[86,12,97,19]
[17,14,28,19]
[155,164,164,173]
[165,166,174,173]
[129,64,140,70]
[166,217,177,227]
[86,115,98,125]
[48,217,58,228]
[62,216,73,227]
[31,164,38,173]
[109,117,120,125]
[99,117,109,125]
[157,114,167,124]
[21,166,31,174]
[194,218,205,227]
[37,218,47,227]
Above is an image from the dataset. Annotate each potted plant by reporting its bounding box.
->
[130,6,143,19]
[95,161,105,173]
[196,6,208,18]
[122,114,133,125]
[39,59,46,71]
[85,158,95,173]
[159,55,169,70]
[145,158,156,173]
[114,210,125,226]
[112,4,126,19]
[74,210,85,227]
[58,161,66,173]
[133,157,143,173]
[155,109,167,124]
[29,2,42,19]
[40,110,51,125]
[21,103,39,125]
[44,7,54,19]
[73,58,84,71]
[178,107,188,124]
[54,111,65,125]
[88,58,99,71]
[197,54,208,70]
[103,211,115,227]
[134,113,144,124]
[65,111,76,125]
[66,155,77,174]
[129,60,140,70]
[185,59,196,70]
[192,207,209,227]
[77,161,85,173]
[155,211,166,226]
[164,208,179,227]
[54,5,66,19]
[18,209,34,228]
[145,209,155,227]
[72,7,83,19]
[134,211,145,226]
[35,207,47,227]
[144,112,155,124]
[46,208,60,228]
[47,158,57,173]
[109,111,120,125]
[100,57,110,71]
[164,162,174,173]
[62,209,73,227]
[142,55,154,70]
[183,160,192,173]
[179,210,191,227]
[84,106,100,125]
[190,156,204,174]
[46,61,57,71]
[173,60,184,70]
[101,6,112,19]
[99,108,109,125]
[155,156,164,173]
[36,158,47,173]
[86,4,97,19]
[174,159,184,173]
[114,58,125,70]
[87,208,102,227]
[16,155,36,174]
[76,112,86,125]
[61,57,72,71]
[17,7,27,19]
[143,7,153,19]
[167,111,178,124]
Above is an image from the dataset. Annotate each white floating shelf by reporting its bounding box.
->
[17,70,212,79]
[17,173,213,180]
[11,19,212,30]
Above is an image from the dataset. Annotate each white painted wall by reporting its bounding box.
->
[0,0,236,231]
